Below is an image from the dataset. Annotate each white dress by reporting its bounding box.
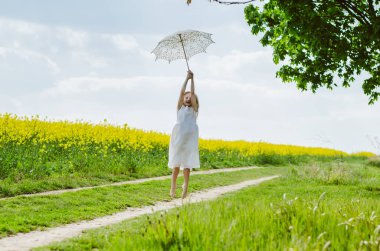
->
[168,105,200,170]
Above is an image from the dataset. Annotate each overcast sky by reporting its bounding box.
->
[0,0,379,154]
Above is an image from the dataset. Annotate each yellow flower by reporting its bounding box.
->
[0,113,376,159]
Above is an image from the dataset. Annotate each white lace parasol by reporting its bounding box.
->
[151,30,214,70]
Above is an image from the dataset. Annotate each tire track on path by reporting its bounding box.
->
[0,166,261,201]
[0,175,279,251]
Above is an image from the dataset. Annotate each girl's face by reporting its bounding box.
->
[183,93,192,106]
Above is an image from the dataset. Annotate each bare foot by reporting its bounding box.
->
[170,185,176,198]
[181,184,188,199]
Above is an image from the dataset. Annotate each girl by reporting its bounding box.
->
[168,70,200,199]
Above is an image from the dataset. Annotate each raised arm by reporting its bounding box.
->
[190,75,195,94]
[177,72,190,110]
[189,72,198,112]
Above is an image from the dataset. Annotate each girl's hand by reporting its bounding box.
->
[187,70,194,80]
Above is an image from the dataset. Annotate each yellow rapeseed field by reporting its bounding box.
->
[0,113,374,158]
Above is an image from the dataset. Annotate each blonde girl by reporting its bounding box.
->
[168,70,200,199]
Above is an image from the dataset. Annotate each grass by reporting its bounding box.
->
[0,166,284,238]
[37,160,380,251]
[2,113,373,198]
[367,156,380,168]
[0,150,295,198]
[0,155,366,198]
[0,172,140,199]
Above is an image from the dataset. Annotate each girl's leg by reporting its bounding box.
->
[170,167,180,198]
[182,168,191,199]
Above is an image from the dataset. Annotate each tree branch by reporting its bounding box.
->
[337,0,370,26]
[343,0,371,25]
[368,0,377,20]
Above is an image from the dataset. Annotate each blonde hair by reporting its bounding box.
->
[184,91,199,109]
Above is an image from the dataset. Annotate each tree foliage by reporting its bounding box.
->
[188,0,380,103]
[244,0,380,104]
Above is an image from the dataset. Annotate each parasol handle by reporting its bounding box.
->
[178,34,190,71]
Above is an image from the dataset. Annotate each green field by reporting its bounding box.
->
[1,114,373,199]
[1,116,379,250]
[32,159,380,250]
[0,167,283,238]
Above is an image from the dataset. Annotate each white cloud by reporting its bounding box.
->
[0,17,156,95]
[0,15,379,154]
[40,76,180,97]
[205,49,270,77]
[0,46,61,73]
[56,28,89,48]
[102,34,139,50]
[190,47,279,86]
[0,17,46,35]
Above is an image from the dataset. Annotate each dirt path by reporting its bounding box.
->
[0,175,279,251]
[0,166,261,201]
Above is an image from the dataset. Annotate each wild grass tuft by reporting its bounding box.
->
[38,160,380,251]
[367,156,380,168]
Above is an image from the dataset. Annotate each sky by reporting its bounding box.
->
[0,0,379,154]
